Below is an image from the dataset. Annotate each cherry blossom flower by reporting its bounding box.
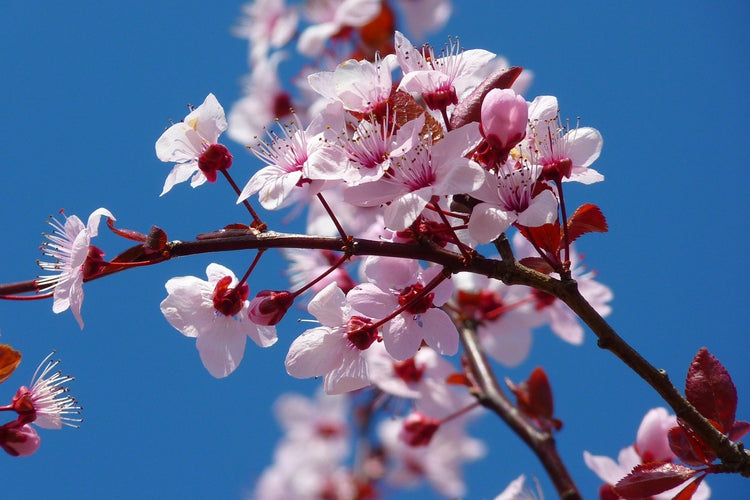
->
[394,0,451,41]
[468,161,558,244]
[584,407,711,500]
[366,343,454,399]
[452,271,540,367]
[378,417,486,497]
[10,352,81,430]
[395,31,495,110]
[524,95,603,184]
[37,208,115,329]
[285,282,376,394]
[227,52,296,145]
[238,103,346,210]
[348,256,456,360]
[155,93,231,195]
[307,55,397,115]
[297,0,382,57]
[513,231,612,345]
[480,88,528,161]
[344,124,485,230]
[233,0,298,63]
[160,263,277,378]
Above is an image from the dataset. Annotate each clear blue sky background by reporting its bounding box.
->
[0,1,748,498]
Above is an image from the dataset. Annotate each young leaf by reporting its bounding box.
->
[729,420,750,442]
[506,367,562,431]
[685,348,737,433]
[449,67,523,129]
[668,425,712,467]
[0,344,21,384]
[517,222,562,264]
[566,203,608,244]
[614,462,697,499]
[671,474,705,500]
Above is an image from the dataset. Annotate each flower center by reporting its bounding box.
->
[457,290,505,321]
[393,358,425,383]
[346,316,378,350]
[398,283,434,314]
[198,143,233,183]
[212,276,249,316]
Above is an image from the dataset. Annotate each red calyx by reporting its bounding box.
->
[346,316,378,350]
[212,276,249,317]
[198,143,233,183]
[398,284,434,314]
[247,290,294,326]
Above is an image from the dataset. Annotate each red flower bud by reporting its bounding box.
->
[247,290,294,326]
[0,422,40,457]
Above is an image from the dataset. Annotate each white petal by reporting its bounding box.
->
[384,188,431,230]
[418,309,459,355]
[160,161,199,196]
[285,327,344,379]
[468,203,514,244]
[195,320,247,378]
[516,189,558,227]
[308,282,347,327]
[566,127,602,168]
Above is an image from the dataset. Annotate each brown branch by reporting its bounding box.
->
[459,323,582,500]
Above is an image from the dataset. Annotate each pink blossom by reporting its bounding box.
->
[344,124,485,230]
[307,55,396,115]
[348,256,456,360]
[297,0,382,56]
[11,352,81,430]
[366,343,454,399]
[160,263,277,378]
[468,162,558,244]
[232,0,298,63]
[395,31,495,110]
[494,475,541,500]
[480,88,528,159]
[37,208,115,329]
[238,102,346,209]
[155,93,230,195]
[584,407,711,500]
[524,95,603,184]
[285,282,376,394]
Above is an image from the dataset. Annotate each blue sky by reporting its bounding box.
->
[0,1,748,498]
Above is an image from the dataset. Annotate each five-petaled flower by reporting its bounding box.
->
[37,208,115,329]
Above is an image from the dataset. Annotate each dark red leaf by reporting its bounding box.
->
[671,474,705,500]
[449,67,523,129]
[518,257,555,274]
[566,203,608,244]
[144,226,168,253]
[614,462,697,499]
[517,222,562,261]
[685,348,737,433]
[109,243,148,264]
[506,367,561,432]
[106,217,146,242]
[0,344,21,384]
[668,423,715,466]
[729,420,750,441]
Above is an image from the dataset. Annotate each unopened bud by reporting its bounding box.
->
[480,88,527,162]
[247,290,294,326]
[0,423,41,457]
[198,143,233,183]
[399,412,440,446]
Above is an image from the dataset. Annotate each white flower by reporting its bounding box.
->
[160,263,277,378]
[155,93,229,195]
[37,208,114,329]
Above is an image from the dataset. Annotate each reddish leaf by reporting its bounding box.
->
[566,203,608,244]
[450,67,523,129]
[729,420,750,441]
[506,367,562,431]
[106,217,146,242]
[517,223,562,260]
[144,226,168,253]
[0,344,21,384]
[445,373,471,387]
[518,257,555,274]
[685,348,737,433]
[668,423,715,466]
[614,462,697,499]
[671,474,705,500]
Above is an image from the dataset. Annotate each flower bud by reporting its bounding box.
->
[480,88,528,161]
[399,412,440,446]
[0,423,41,457]
[198,143,233,183]
[247,290,294,326]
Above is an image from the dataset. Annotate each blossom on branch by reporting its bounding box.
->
[160,263,277,378]
[37,208,115,329]
[155,93,230,195]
